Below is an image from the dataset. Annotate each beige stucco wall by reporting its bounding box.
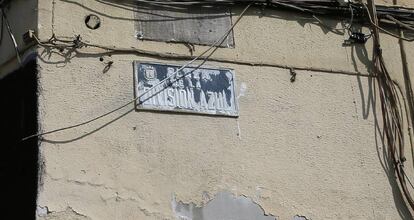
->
[34,0,414,219]
[377,0,414,7]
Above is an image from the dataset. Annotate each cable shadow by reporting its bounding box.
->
[260,9,353,36]
[37,1,414,217]
[346,24,414,219]
[349,31,374,119]
[59,0,354,37]
[60,0,231,22]
[41,86,236,144]
[58,0,414,41]
[37,47,76,66]
[39,45,237,144]
[42,108,134,144]
[345,22,414,218]
[371,78,414,220]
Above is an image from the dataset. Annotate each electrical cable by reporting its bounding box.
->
[385,14,414,32]
[20,0,414,212]
[402,167,414,191]
[132,0,236,5]
[32,32,370,77]
[0,8,4,46]
[312,3,354,33]
[1,7,21,64]
[393,81,414,177]
[366,0,414,212]
[26,0,403,143]
[21,3,252,141]
[363,3,414,42]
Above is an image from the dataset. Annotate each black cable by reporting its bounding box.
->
[367,0,414,212]
[0,8,4,46]
[1,6,21,64]
[130,0,414,29]
[22,3,253,141]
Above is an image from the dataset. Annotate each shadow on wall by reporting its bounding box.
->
[35,0,376,143]
[39,0,372,67]
[63,0,355,36]
[60,0,414,40]
[0,60,39,220]
[351,30,414,219]
[371,78,414,220]
[39,1,414,218]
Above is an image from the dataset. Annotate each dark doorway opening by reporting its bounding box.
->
[0,60,38,220]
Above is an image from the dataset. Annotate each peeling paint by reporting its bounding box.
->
[34,0,414,219]
[236,83,246,140]
[237,82,247,100]
[37,207,91,220]
[293,215,311,220]
[172,192,276,220]
[36,205,49,217]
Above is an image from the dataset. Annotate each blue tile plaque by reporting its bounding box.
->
[134,61,238,117]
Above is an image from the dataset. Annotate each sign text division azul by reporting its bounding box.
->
[134,62,238,117]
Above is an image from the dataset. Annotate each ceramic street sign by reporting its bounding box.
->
[134,61,238,117]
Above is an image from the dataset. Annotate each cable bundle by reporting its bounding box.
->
[131,0,414,29]
[366,0,414,212]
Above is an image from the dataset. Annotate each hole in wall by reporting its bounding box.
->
[85,14,101,30]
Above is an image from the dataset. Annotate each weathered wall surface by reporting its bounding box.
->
[377,0,414,7]
[36,0,414,219]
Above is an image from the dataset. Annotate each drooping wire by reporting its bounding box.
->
[363,3,414,42]
[0,7,4,46]
[312,3,354,33]
[1,7,21,64]
[21,3,252,141]
[366,0,414,212]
